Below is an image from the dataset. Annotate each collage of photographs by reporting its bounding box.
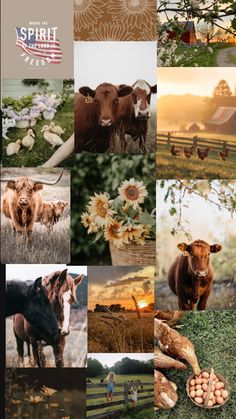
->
[1,1,236,418]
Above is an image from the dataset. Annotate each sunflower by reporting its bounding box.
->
[107,0,156,29]
[25,395,44,404]
[119,224,145,244]
[88,193,115,226]
[87,22,133,41]
[74,0,106,32]
[104,219,125,248]
[81,212,99,234]
[118,178,148,209]
[40,386,57,397]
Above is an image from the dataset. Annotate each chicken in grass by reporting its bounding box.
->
[183,145,194,158]
[154,370,178,409]
[197,147,211,160]
[154,318,201,375]
[218,148,229,161]
[154,310,185,327]
[154,347,187,370]
[170,145,182,156]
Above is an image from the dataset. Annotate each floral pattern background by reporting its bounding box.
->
[74,0,157,41]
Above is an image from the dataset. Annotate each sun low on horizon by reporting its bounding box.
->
[88,266,155,311]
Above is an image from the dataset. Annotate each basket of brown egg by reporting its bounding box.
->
[186,367,230,408]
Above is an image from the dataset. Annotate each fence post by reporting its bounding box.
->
[124,382,129,408]
[167,132,171,146]
[222,140,227,152]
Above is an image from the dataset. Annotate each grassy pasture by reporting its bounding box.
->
[155,311,236,419]
[171,43,233,67]
[87,374,153,418]
[156,145,236,179]
[88,313,153,353]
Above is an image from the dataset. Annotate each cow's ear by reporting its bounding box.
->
[64,201,69,207]
[34,183,43,191]
[118,85,133,97]
[74,274,84,286]
[58,269,68,283]
[79,86,96,98]
[210,244,222,253]
[33,277,43,293]
[151,84,157,94]
[177,243,190,253]
[7,181,16,190]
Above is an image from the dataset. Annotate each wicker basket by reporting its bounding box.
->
[186,367,230,409]
[109,240,156,266]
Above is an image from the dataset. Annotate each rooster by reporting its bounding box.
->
[183,145,194,158]
[218,148,229,161]
[197,147,211,160]
[170,145,182,156]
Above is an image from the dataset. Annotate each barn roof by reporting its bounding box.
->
[162,21,196,33]
[206,107,236,125]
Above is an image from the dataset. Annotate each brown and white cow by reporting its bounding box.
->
[117,80,157,152]
[75,82,133,153]
[37,200,69,231]
[167,240,222,310]
[1,172,63,241]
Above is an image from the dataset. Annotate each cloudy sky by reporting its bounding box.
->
[157,67,236,97]
[88,266,154,310]
[6,265,87,281]
[89,353,153,368]
[74,41,157,92]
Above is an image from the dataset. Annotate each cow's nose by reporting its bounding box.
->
[138,110,149,118]
[196,270,208,277]
[61,329,70,336]
[19,198,28,205]
[100,118,112,126]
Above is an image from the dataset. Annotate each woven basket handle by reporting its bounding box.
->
[204,368,214,408]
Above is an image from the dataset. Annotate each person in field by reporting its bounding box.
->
[105,372,116,402]
[130,385,138,407]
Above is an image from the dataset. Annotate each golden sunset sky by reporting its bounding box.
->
[88,266,154,310]
[157,68,236,97]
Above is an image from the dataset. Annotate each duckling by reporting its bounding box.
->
[22,128,35,151]
[41,125,64,148]
[49,121,65,136]
[6,139,21,156]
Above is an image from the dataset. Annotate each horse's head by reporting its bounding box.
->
[25,277,59,343]
[43,270,84,336]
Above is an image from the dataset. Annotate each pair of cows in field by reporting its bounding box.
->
[1,171,67,241]
[75,79,157,153]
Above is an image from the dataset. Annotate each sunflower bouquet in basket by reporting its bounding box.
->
[81,178,155,248]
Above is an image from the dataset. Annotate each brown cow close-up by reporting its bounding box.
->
[167,240,222,310]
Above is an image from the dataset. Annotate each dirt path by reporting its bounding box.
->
[217,46,236,67]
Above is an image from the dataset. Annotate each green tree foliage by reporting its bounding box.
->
[87,358,104,377]
[71,154,156,265]
[112,357,153,375]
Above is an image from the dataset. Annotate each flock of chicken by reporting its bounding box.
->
[154,310,201,410]
[6,122,65,156]
[170,144,229,161]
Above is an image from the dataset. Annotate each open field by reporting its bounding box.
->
[2,98,74,167]
[87,374,153,418]
[6,309,87,368]
[156,146,236,179]
[88,313,153,353]
[155,279,236,310]
[155,311,236,419]
[1,170,70,264]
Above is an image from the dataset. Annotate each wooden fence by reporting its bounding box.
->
[87,381,153,419]
[157,132,236,154]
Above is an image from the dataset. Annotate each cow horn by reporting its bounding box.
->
[1,171,64,185]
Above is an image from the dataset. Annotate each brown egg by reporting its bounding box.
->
[195,384,202,390]
[214,389,221,397]
[202,378,208,384]
[190,390,196,398]
[195,378,202,385]
[215,377,219,382]
[190,379,195,386]
[215,382,224,390]
[212,396,216,405]
[209,392,214,400]
[202,383,208,391]
[216,396,224,405]
[195,397,203,404]
[221,390,229,399]
[211,384,215,392]
[203,392,207,400]
[195,389,203,397]
[189,386,195,392]
[202,372,210,379]
[207,400,213,407]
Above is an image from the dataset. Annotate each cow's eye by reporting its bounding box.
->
[114,98,118,104]
[94,99,98,105]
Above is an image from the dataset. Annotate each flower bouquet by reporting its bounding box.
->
[2,96,41,128]
[82,179,156,265]
[32,93,63,120]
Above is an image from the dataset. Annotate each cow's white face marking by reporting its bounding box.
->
[133,99,151,118]
[133,80,151,94]
[61,290,71,335]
